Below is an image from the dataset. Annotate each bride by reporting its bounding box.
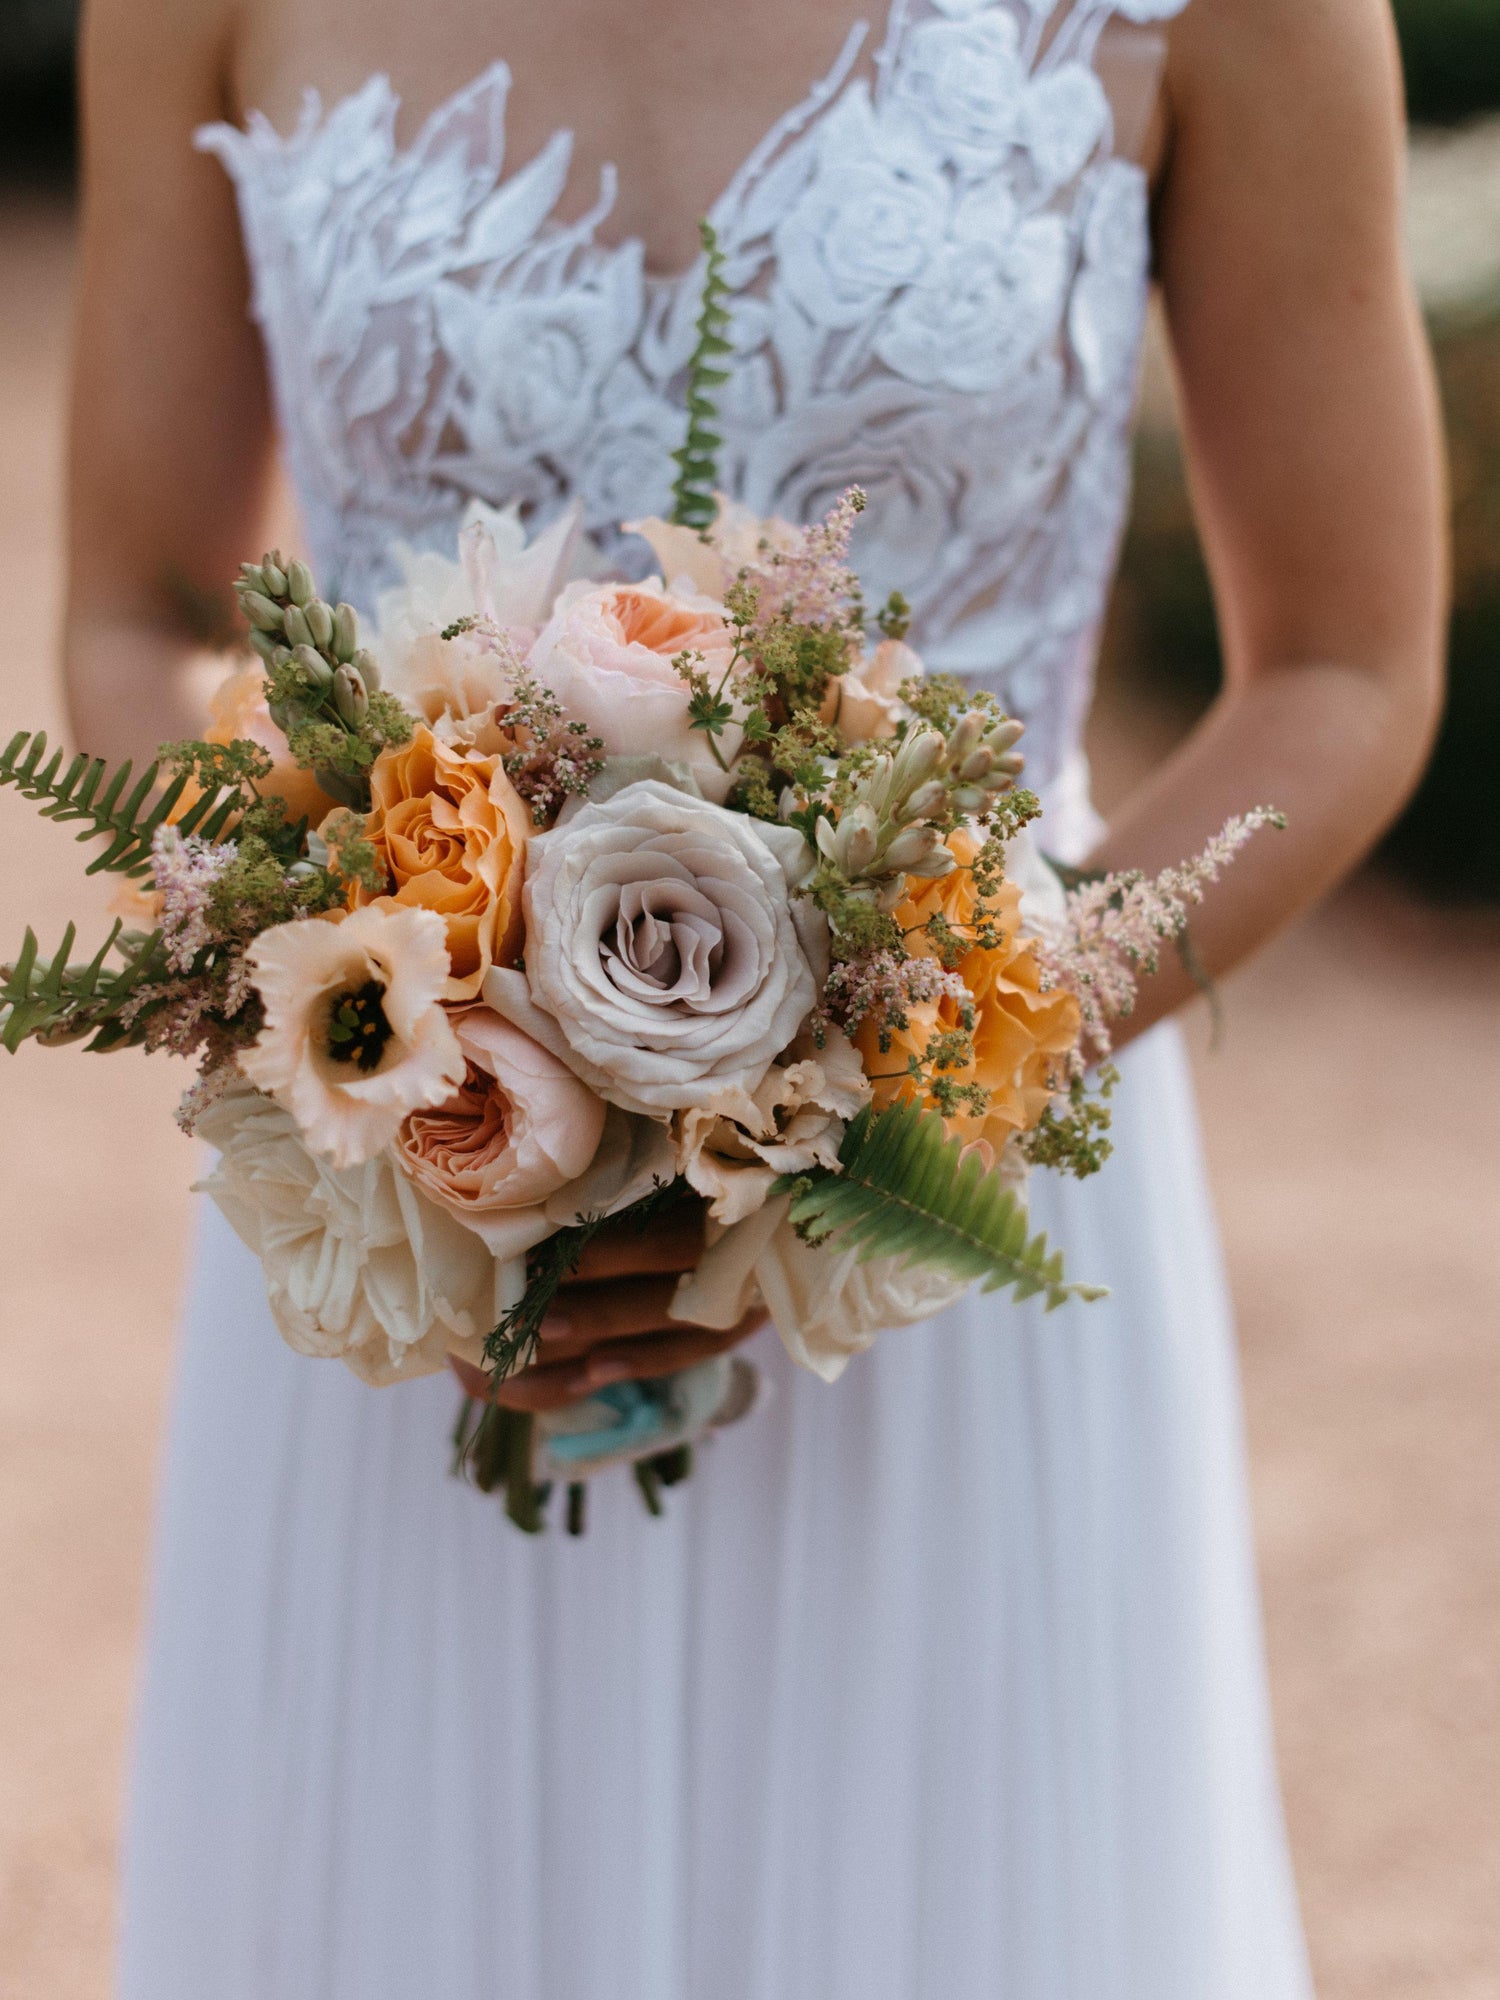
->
[67,0,1443,1993]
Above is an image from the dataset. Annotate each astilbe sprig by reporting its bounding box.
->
[1038,808,1286,1068]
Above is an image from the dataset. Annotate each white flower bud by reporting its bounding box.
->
[332,604,359,664]
[909,846,958,879]
[282,604,314,650]
[947,712,984,764]
[240,592,285,634]
[352,648,382,694]
[836,804,881,876]
[902,778,949,823]
[952,784,989,813]
[959,747,995,783]
[333,665,369,727]
[815,814,840,862]
[874,877,908,912]
[292,644,334,692]
[287,560,316,607]
[882,825,946,874]
[238,562,268,594]
[247,628,280,664]
[995,751,1025,778]
[891,726,945,793]
[986,717,1025,754]
[304,599,335,650]
[860,755,895,817]
[260,560,288,598]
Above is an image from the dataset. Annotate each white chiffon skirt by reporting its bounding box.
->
[118,1022,1313,2000]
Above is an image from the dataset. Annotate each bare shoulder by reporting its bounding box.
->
[1163,0,1406,129]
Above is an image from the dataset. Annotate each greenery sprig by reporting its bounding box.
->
[775,1100,1107,1311]
[0,729,244,879]
[669,219,732,530]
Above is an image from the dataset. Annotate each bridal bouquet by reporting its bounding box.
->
[0,241,1277,1531]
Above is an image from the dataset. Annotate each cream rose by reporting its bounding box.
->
[670,1193,975,1384]
[672,1028,870,1226]
[483,779,823,1120]
[395,1007,607,1262]
[528,578,742,802]
[196,1089,497,1386]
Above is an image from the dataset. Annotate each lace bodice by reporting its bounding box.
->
[200,0,1189,796]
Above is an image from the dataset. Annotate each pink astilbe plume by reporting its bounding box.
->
[744,487,865,630]
[1038,808,1284,1068]
[150,825,237,974]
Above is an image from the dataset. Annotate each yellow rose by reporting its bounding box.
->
[855,828,1080,1151]
[360,725,532,1001]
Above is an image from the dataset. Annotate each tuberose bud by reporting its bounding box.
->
[958,747,995,783]
[260,559,287,598]
[333,665,369,727]
[240,591,285,634]
[304,599,335,650]
[292,644,334,693]
[902,778,949,823]
[882,825,946,874]
[835,803,880,876]
[352,648,382,694]
[286,560,316,607]
[281,604,314,650]
[332,603,359,664]
[247,628,280,664]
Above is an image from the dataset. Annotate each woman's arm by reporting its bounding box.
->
[1093,0,1447,1042]
[64,0,277,770]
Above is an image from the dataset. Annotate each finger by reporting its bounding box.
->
[566,1205,707,1284]
[537,1275,684,1355]
[492,1315,764,1412]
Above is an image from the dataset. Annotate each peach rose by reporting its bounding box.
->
[528,577,742,800]
[856,827,1080,1152]
[396,1006,606,1262]
[820,637,924,744]
[360,725,532,1001]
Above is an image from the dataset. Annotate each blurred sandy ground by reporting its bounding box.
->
[0,193,1498,2000]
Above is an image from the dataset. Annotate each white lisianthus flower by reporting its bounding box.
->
[672,1028,870,1226]
[669,1193,977,1383]
[195,1089,496,1386]
[483,779,823,1120]
[528,577,743,801]
[239,904,465,1170]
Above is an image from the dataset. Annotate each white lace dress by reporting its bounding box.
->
[119,4,1315,1994]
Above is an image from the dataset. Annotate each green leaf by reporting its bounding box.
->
[773,1101,1107,1313]
[0,728,217,879]
[0,920,171,1053]
[669,219,732,530]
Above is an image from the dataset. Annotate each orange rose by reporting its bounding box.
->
[360,725,532,1001]
[855,828,1080,1152]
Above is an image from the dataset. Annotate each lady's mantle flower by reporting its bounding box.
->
[239,903,465,1170]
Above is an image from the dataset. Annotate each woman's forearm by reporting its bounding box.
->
[63,610,224,772]
[1085,653,1442,1048]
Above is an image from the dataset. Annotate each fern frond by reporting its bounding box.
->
[0,729,242,878]
[0,920,171,1053]
[775,1102,1107,1313]
[669,219,733,531]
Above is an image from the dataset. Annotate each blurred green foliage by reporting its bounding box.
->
[1114,303,1500,901]
[1394,0,1500,125]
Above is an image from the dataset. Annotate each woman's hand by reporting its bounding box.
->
[448,1205,768,1412]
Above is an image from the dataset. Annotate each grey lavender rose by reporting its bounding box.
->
[483,779,825,1120]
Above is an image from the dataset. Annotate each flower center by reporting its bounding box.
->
[326,979,393,1073]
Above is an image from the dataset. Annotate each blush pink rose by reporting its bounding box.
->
[396,1006,606,1261]
[528,578,742,799]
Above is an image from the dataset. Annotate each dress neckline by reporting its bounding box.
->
[229,19,882,291]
